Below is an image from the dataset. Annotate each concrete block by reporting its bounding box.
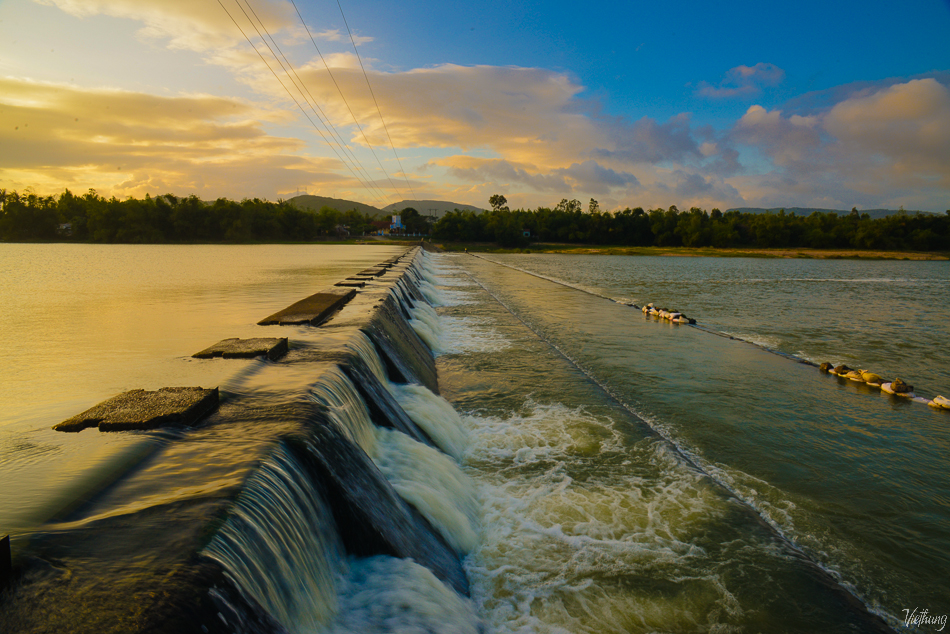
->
[193,338,288,361]
[357,267,388,277]
[54,387,219,433]
[334,280,366,288]
[257,287,356,326]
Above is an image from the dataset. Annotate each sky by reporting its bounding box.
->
[1,0,949,212]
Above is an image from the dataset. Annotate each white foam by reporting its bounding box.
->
[327,556,481,634]
[440,316,512,355]
[372,426,480,553]
[461,401,735,633]
[418,279,447,305]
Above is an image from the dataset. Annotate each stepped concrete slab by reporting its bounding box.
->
[334,280,367,288]
[257,287,356,326]
[193,337,288,361]
[357,267,388,277]
[54,387,219,433]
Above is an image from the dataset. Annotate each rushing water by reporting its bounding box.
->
[428,253,949,633]
[2,245,948,633]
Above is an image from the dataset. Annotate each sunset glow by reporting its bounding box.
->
[2,0,948,211]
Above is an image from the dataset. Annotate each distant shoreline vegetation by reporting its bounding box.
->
[0,189,421,243]
[2,189,948,253]
[432,197,950,253]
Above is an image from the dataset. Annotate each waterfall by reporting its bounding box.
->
[372,425,480,553]
[202,444,345,634]
[309,366,378,453]
[409,301,445,353]
[392,383,469,461]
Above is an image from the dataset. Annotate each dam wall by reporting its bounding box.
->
[0,247,474,634]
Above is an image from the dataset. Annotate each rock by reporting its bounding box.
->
[891,378,914,393]
[845,370,865,382]
[54,387,219,433]
[819,362,834,373]
[930,395,950,409]
[833,364,851,376]
[861,372,883,385]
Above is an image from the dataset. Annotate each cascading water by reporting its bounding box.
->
[391,382,469,460]
[409,301,445,354]
[202,443,345,634]
[372,425,480,553]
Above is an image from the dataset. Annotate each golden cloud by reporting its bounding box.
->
[35,0,297,51]
[0,77,348,199]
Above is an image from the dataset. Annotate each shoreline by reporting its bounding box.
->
[436,242,950,260]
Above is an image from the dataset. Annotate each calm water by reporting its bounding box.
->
[0,243,405,532]
[2,246,948,632]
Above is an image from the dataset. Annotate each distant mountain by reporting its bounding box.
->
[287,194,381,216]
[381,200,485,218]
[726,207,937,219]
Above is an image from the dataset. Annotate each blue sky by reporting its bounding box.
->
[1,0,949,211]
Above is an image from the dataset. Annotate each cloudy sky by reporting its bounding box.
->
[2,0,949,211]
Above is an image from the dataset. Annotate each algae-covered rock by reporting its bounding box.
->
[861,372,883,385]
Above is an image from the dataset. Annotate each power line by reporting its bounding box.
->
[216,0,391,206]
[335,0,416,202]
[289,0,409,204]
[236,0,390,203]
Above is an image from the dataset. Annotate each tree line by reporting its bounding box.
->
[432,196,950,251]
[0,189,385,243]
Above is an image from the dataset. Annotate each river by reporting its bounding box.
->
[1,245,947,632]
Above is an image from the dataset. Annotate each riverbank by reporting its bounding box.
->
[436,242,950,260]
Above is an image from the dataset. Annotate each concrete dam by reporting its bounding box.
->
[0,246,478,633]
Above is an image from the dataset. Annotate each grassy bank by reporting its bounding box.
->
[435,242,950,260]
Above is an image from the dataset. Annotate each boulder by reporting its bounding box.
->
[833,364,851,376]
[890,378,914,394]
[819,362,833,373]
[861,372,883,385]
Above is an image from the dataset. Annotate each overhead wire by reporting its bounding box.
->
[288,0,410,204]
[335,0,417,201]
[235,0,390,204]
[216,0,393,206]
